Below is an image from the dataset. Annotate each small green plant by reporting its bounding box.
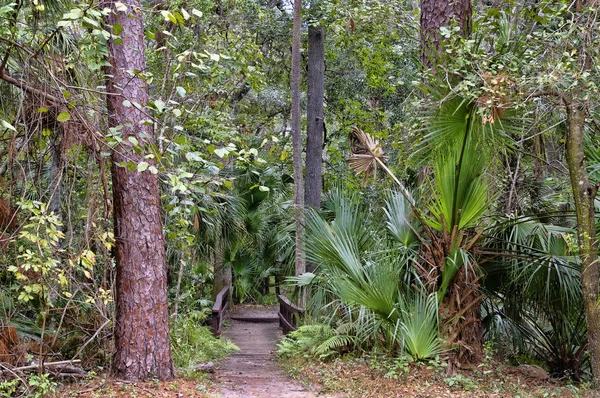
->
[443,374,478,392]
[28,374,57,398]
[383,357,410,380]
[0,379,19,396]
[425,356,447,372]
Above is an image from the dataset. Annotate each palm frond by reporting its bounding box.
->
[397,293,443,361]
[383,190,420,250]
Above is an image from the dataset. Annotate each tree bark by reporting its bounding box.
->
[420,0,472,68]
[291,0,305,279]
[305,25,325,211]
[565,102,600,383]
[103,0,174,381]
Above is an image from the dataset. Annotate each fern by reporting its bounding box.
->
[314,334,357,358]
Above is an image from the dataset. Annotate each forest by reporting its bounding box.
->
[0,0,599,397]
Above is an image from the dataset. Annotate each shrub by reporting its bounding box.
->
[171,311,238,370]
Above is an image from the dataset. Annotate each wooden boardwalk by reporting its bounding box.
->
[213,305,321,398]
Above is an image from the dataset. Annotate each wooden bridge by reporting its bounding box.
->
[210,287,320,398]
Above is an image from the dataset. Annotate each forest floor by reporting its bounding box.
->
[54,305,596,397]
[280,355,596,398]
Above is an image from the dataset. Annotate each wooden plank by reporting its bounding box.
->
[277,294,304,334]
[211,286,230,337]
[277,294,304,314]
[278,313,296,334]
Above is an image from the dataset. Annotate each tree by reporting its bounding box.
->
[563,99,600,383]
[304,25,325,212]
[291,0,305,279]
[420,0,472,68]
[530,85,600,385]
[102,0,174,380]
[419,0,482,366]
[515,1,600,383]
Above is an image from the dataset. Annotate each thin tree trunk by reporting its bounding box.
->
[173,259,185,323]
[305,25,325,211]
[565,102,600,383]
[291,0,305,280]
[103,0,174,381]
[48,131,63,225]
[213,242,231,301]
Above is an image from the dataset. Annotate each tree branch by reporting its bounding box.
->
[526,89,571,106]
[0,70,61,104]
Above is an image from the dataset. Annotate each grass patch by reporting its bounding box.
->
[171,311,238,375]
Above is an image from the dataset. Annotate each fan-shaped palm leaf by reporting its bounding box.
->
[384,190,420,250]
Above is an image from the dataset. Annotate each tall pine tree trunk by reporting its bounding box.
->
[103,0,174,381]
[291,0,305,280]
[420,0,472,68]
[305,25,325,211]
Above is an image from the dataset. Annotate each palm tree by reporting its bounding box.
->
[482,215,587,378]
[299,188,443,360]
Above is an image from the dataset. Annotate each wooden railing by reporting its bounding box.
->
[278,294,304,334]
[211,286,230,337]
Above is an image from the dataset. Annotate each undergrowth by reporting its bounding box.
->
[171,310,238,374]
[277,324,356,360]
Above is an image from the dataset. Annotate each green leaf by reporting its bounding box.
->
[113,23,122,35]
[137,161,149,172]
[154,99,165,113]
[63,8,83,20]
[214,148,229,158]
[1,120,16,131]
[176,86,187,98]
[181,8,190,20]
[114,2,127,12]
[185,152,203,162]
[56,112,71,123]
[126,161,137,172]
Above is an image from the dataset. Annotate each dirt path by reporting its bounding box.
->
[213,305,322,398]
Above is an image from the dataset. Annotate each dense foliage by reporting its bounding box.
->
[0,0,599,394]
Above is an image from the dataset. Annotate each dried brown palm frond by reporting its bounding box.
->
[347,126,412,200]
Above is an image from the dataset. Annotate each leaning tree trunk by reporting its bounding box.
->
[103,0,174,381]
[291,0,305,279]
[305,25,325,211]
[420,0,472,69]
[565,102,600,383]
